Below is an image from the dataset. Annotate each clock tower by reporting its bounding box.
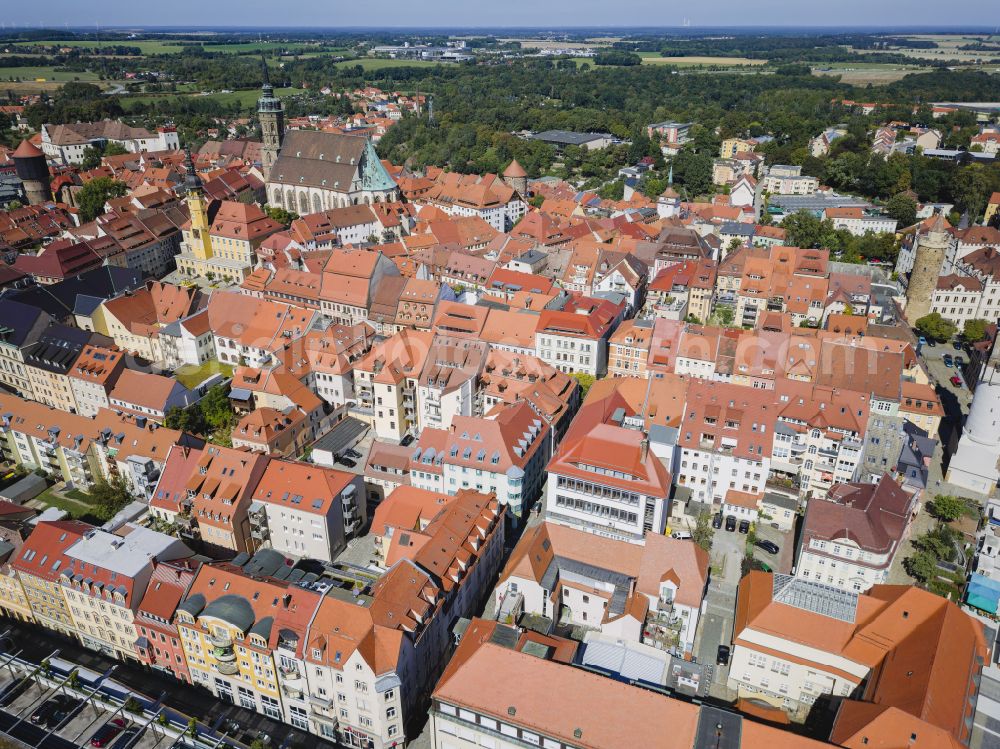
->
[257,55,284,183]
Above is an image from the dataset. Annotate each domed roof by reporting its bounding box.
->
[13,139,44,159]
[503,159,527,178]
[202,593,255,633]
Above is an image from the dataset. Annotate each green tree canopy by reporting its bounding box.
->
[915,312,957,342]
[885,192,918,228]
[927,494,971,523]
[571,372,596,399]
[76,177,127,222]
[963,318,990,343]
[693,511,714,552]
[90,475,132,521]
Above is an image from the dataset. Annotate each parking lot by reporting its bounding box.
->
[753,521,795,574]
[920,341,973,408]
[3,676,174,749]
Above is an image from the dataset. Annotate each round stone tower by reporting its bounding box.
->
[12,139,51,205]
[503,159,528,196]
[905,211,949,323]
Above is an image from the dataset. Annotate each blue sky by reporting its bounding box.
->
[4,0,996,29]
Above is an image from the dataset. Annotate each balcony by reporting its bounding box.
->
[209,632,233,648]
[309,694,333,711]
[251,527,269,541]
[214,660,239,676]
[280,681,304,700]
[212,646,236,662]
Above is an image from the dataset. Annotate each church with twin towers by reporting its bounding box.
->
[257,61,399,213]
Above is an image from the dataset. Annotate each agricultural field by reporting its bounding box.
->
[852,34,1000,64]
[8,39,187,55]
[640,55,765,67]
[0,65,101,81]
[500,38,605,51]
[121,86,306,110]
[811,62,925,85]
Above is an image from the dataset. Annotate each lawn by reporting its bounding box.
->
[0,65,101,82]
[334,58,445,71]
[122,86,306,110]
[175,360,234,389]
[35,486,97,520]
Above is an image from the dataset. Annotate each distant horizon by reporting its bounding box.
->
[3,24,999,33]
[3,0,998,31]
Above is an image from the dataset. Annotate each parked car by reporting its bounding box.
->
[950,375,963,387]
[953,341,963,351]
[670,530,693,540]
[344,448,362,459]
[943,354,954,367]
[956,357,965,367]
[90,718,127,748]
[716,645,731,666]
[918,336,927,348]
[338,457,357,468]
[712,512,723,529]
[738,519,750,534]
[399,434,414,447]
[31,694,81,727]
[755,539,780,555]
[109,729,139,749]
[926,338,936,347]
[725,515,737,532]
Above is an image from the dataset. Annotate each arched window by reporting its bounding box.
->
[298,192,309,215]
[312,193,322,214]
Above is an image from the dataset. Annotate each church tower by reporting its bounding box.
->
[257,55,284,183]
[905,211,948,323]
[184,149,213,261]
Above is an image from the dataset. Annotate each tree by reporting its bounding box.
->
[693,511,714,552]
[264,205,298,226]
[164,405,208,434]
[915,312,957,342]
[781,210,826,248]
[713,306,735,327]
[79,146,103,171]
[963,318,990,343]
[76,177,127,222]
[571,372,596,399]
[672,149,712,197]
[200,384,236,432]
[593,51,642,66]
[885,192,918,228]
[597,179,624,201]
[90,475,132,521]
[927,494,970,523]
[950,163,996,220]
[904,551,938,584]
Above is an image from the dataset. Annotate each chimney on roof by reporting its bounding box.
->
[640,438,649,463]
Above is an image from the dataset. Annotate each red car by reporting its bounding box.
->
[90,718,127,748]
[950,375,963,388]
